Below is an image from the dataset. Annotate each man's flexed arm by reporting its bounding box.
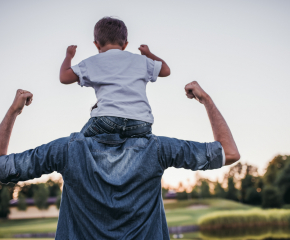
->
[0,90,33,156]
[0,89,69,184]
[185,81,240,165]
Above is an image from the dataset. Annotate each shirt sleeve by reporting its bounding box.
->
[71,61,93,87]
[157,136,224,171]
[0,137,69,184]
[146,57,162,82]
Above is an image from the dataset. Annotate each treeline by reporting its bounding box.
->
[163,155,290,209]
[0,179,62,218]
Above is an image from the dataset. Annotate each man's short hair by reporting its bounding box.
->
[94,17,128,47]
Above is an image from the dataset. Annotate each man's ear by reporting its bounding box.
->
[122,41,129,50]
[94,41,102,51]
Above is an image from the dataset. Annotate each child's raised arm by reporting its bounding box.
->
[138,45,170,77]
[59,45,79,84]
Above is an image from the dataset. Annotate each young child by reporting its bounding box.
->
[60,17,170,138]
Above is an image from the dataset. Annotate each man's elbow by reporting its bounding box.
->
[225,152,240,165]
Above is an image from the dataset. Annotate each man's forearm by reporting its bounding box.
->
[203,96,240,165]
[146,53,170,77]
[0,108,18,156]
[0,89,33,156]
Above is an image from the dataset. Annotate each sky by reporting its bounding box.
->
[0,0,289,188]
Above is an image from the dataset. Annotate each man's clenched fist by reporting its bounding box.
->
[11,89,33,115]
[185,81,210,104]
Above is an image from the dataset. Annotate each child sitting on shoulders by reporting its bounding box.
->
[59,17,170,138]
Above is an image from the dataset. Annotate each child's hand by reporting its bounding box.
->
[138,45,151,56]
[66,45,77,59]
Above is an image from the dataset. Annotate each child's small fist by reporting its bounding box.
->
[138,45,151,56]
[66,45,77,59]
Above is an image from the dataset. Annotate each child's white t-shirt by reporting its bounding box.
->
[71,49,162,124]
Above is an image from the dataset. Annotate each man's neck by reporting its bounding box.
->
[99,44,123,53]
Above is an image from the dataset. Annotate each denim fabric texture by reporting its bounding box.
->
[0,133,224,240]
[81,116,152,138]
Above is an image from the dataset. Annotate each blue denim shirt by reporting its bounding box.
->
[0,133,223,240]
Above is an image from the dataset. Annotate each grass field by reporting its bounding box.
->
[0,218,57,238]
[0,198,253,239]
[164,198,253,227]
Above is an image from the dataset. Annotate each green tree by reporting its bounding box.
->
[200,180,211,198]
[226,177,238,201]
[0,186,11,218]
[46,179,61,197]
[245,187,261,205]
[262,186,282,209]
[275,161,290,204]
[19,183,38,198]
[0,183,15,200]
[255,176,264,190]
[191,186,199,198]
[241,175,255,203]
[56,195,61,209]
[17,192,27,211]
[176,191,188,200]
[162,187,168,199]
[214,182,226,198]
[33,183,49,210]
[226,162,244,181]
[263,155,290,185]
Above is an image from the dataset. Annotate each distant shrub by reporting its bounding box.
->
[0,186,10,218]
[245,187,262,205]
[199,225,290,240]
[200,181,211,198]
[283,204,290,209]
[190,188,199,198]
[17,193,27,211]
[226,177,239,201]
[262,186,282,209]
[176,191,188,200]
[56,195,61,210]
[214,182,226,198]
[33,183,49,210]
[161,187,168,199]
[198,209,290,230]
